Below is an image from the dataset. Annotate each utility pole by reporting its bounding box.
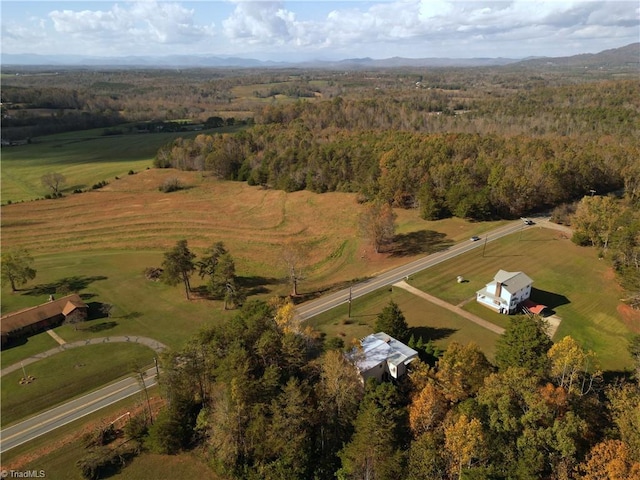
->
[482,235,488,257]
[138,371,153,425]
[348,286,353,318]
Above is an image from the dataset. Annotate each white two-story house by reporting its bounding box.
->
[476,270,533,314]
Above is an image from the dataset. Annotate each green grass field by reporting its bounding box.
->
[1,342,156,427]
[309,226,634,371]
[0,250,233,367]
[1,127,221,204]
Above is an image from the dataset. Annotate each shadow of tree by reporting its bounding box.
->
[26,276,108,296]
[237,275,280,296]
[84,321,118,333]
[389,230,453,257]
[121,311,142,320]
[291,277,373,305]
[410,326,458,342]
[530,287,570,310]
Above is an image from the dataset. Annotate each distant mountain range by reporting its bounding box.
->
[2,43,638,69]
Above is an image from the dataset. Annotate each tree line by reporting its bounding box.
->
[155,127,637,220]
[106,300,640,480]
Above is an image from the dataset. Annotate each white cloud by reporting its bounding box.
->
[0,0,637,59]
[48,0,215,53]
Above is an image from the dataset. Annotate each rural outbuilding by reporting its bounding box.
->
[1,294,88,347]
[476,270,533,314]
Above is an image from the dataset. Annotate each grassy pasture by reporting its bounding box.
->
[1,166,499,366]
[1,342,156,427]
[1,128,214,204]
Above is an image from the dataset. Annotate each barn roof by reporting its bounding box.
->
[1,294,88,335]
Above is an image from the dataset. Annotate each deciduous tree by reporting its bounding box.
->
[548,336,600,396]
[359,200,397,253]
[436,342,492,403]
[577,440,640,480]
[408,382,448,437]
[1,247,36,292]
[444,414,485,479]
[41,172,66,196]
[161,239,196,299]
[281,239,308,296]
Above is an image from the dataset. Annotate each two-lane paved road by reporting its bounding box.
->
[0,367,158,454]
[297,219,533,320]
[0,219,543,454]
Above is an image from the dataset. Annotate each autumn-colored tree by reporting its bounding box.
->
[436,342,493,403]
[444,414,485,479]
[607,383,640,461]
[408,382,448,437]
[359,200,397,253]
[577,440,640,480]
[548,336,600,396]
[271,297,299,334]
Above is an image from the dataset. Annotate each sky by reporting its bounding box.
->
[1,1,638,61]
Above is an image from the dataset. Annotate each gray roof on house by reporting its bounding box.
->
[492,270,533,294]
[353,332,418,373]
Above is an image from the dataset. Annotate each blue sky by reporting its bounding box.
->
[1,1,638,60]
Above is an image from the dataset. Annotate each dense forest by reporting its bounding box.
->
[87,299,640,480]
[153,79,639,219]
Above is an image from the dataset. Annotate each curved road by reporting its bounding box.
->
[1,336,167,377]
[1,218,550,453]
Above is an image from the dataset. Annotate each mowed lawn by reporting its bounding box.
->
[308,287,500,360]
[1,342,156,427]
[309,225,635,371]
